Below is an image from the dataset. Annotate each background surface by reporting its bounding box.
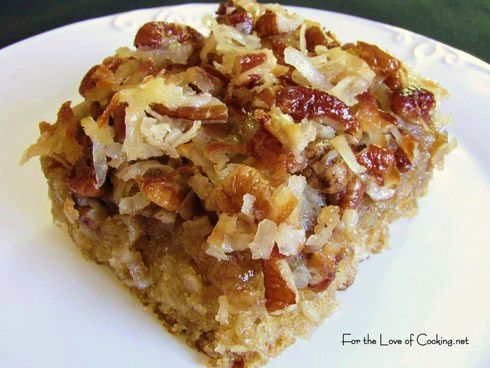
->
[1,0,489,61]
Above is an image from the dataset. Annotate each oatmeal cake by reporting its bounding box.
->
[23,1,453,367]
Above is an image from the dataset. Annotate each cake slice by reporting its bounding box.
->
[23,1,452,367]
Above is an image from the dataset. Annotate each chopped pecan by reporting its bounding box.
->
[152,103,228,122]
[185,66,224,96]
[221,165,272,220]
[235,74,263,89]
[351,41,401,77]
[248,127,284,168]
[67,158,105,198]
[262,251,298,313]
[305,26,338,52]
[79,65,99,98]
[255,87,277,109]
[216,1,253,34]
[308,248,347,292]
[255,10,279,37]
[340,176,365,209]
[236,53,267,73]
[391,86,435,121]
[276,86,359,133]
[394,147,412,173]
[200,62,231,83]
[134,21,204,50]
[269,39,288,63]
[78,58,121,99]
[355,92,399,134]
[323,160,350,194]
[384,72,403,91]
[137,172,188,211]
[356,144,395,179]
[111,102,127,141]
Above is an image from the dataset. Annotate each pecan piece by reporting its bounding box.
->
[255,10,279,37]
[236,52,267,73]
[111,102,127,142]
[248,127,285,169]
[216,1,253,34]
[67,158,105,198]
[351,41,401,77]
[340,176,365,209]
[137,176,186,212]
[152,103,228,122]
[269,39,288,63]
[262,251,298,313]
[221,165,272,220]
[79,65,99,98]
[323,160,350,194]
[134,21,204,50]
[305,26,339,52]
[185,66,224,96]
[308,248,347,292]
[276,86,359,133]
[394,147,412,173]
[391,86,436,121]
[356,144,395,179]
[78,58,121,99]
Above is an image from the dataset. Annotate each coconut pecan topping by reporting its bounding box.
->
[23,0,450,321]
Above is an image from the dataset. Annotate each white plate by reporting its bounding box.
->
[1,4,489,368]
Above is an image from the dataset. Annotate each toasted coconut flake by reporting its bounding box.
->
[305,205,340,252]
[240,193,256,220]
[22,102,82,165]
[216,295,230,325]
[80,116,115,188]
[275,223,305,256]
[140,115,202,159]
[249,219,277,259]
[293,264,311,289]
[188,173,214,200]
[269,185,298,224]
[266,107,316,159]
[284,47,330,90]
[363,175,395,201]
[119,192,151,215]
[117,160,173,181]
[287,175,324,231]
[389,126,418,163]
[330,134,367,174]
[206,214,255,260]
[116,77,224,160]
[338,208,359,239]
